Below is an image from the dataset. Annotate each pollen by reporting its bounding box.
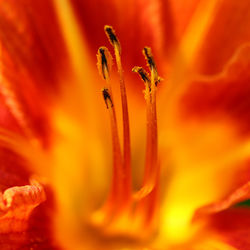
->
[143,47,157,73]
[143,47,161,85]
[104,25,121,54]
[97,47,113,80]
[102,88,113,109]
[132,66,150,85]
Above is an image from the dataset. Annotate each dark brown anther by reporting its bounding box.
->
[132,66,150,84]
[104,25,121,54]
[102,88,113,109]
[99,48,108,79]
[97,46,113,80]
[143,47,157,74]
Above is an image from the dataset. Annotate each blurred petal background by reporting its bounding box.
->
[0,0,250,249]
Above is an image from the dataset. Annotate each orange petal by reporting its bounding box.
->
[0,180,46,232]
[180,44,250,138]
[201,208,250,250]
[168,0,202,39]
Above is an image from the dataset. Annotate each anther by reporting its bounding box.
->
[102,88,113,109]
[132,66,150,84]
[143,47,157,71]
[104,25,121,54]
[97,47,113,80]
[143,47,159,81]
[143,47,163,88]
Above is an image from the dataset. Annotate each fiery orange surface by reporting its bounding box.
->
[0,0,250,249]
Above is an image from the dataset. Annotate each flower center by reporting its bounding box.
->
[92,26,162,238]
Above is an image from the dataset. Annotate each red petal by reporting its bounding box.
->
[180,44,250,137]
[0,148,31,191]
[0,0,71,146]
[207,208,250,250]
[195,0,250,75]
[70,0,176,75]
[0,0,69,92]
[0,96,23,136]
[0,142,59,248]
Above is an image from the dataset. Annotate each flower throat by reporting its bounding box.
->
[94,25,162,236]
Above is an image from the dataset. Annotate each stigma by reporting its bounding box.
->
[93,25,162,237]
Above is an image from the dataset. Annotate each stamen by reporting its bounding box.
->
[98,46,127,211]
[133,48,160,196]
[97,47,113,80]
[94,25,165,236]
[132,48,161,226]
[105,25,131,203]
[143,47,159,224]
[132,66,153,201]
[101,88,124,210]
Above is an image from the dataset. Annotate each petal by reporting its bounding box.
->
[69,0,178,79]
[0,0,71,146]
[193,181,250,221]
[0,50,51,146]
[168,0,202,39]
[0,183,58,249]
[159,44,250,243]
[197,208,250,250]
[0,95,23,136]
[0,180,46,233]
[180,44,250,141]
[0,147,30,191]
[169,209,250,249]
[194,0,250,75]
[0,0,69,91]
[0,139,58,248]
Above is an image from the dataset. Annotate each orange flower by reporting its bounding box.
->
[0,0,250,249]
